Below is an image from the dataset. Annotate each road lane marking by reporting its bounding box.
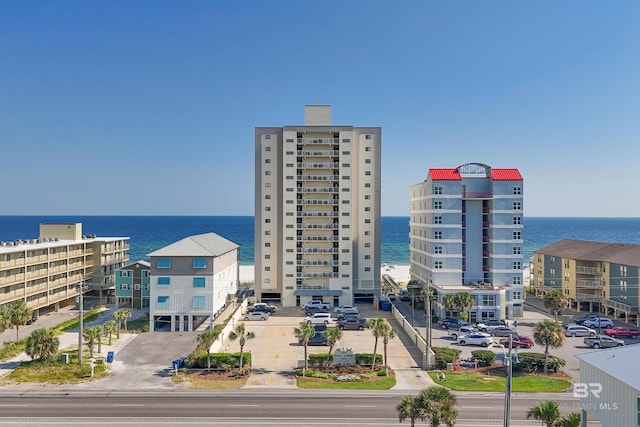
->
[344,405,375,408]
[228,404,260,407]
[113,404,144,407]
[0,404,28,407]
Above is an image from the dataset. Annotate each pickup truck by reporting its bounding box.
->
[438,318,469,330]
[304,300,332,311]
[604,326,640,339]
[583,335,625,349]
[248,303,277,313]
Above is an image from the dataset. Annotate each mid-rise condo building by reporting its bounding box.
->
[0,223,129,316]
[409,163,524,321]
[254,105,381,307]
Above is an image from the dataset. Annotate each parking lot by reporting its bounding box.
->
[225,303,434,389]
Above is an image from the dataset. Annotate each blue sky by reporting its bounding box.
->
[1,1,638,217]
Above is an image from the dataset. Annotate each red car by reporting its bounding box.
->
[500,335,534,348]
[604,326,640,339]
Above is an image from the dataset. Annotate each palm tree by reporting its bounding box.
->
[442,292,474,321]
[442,294,457,318]
[379,322,397,376]
[103,320,117,346]
[323,327,342,365]
[294,322,316,376]
[419,385,458,427]
[396,395,425,427]
[83,325,104,358]
[8,299,33,341]
[543,290,569,322]
[114,309,132,332]
[532,319,565,374]
[526,400,560,427]
[228,323,256,369]
[25,328,59,361]
[554,412,581,427]
[0,305,10,333]
[366,317,386,369]
[197,328,219,370]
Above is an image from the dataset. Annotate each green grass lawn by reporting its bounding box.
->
[297,376,396,389]
[428,371,572,392]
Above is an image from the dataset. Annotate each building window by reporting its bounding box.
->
[365,219,370,224]
[513,261,521,270]
[365,135,372,140]
[364,267,371,272]
[513,201,522,210]
[365,146,371,151]
[364,195,370,200]
[434,245,443,254]
[193,277,206,288]
[192,258,206,268]
[364,243,371,248]
[264,254,270,259]
[365,159,371,164]
[265,183,271,188]
[364,231,370,236]
[265,135,271,140]
[156,258,171,268]
[134,283,141,290]
[434,231,443,240]
[434,261,443,269]
[513,246,521,255]
[265,231,271,236]
[434,186,443,195]
[265,207,271,211]
[513,216,521,225]
[265,171,271,176]
[192,296,206,309]
[365,183,371,188]
[120,270,130,277]
[120,284,129,290]
[265,218,271,223]
[365,171,371,176]
[513,231,521,240]
[264,267,270,271]
[265,195,271,200]
[513,186,521,195]
[157,277,170,286]
[364,207,370,211]
[482,295,496,306]
[265,159,271,164]
[265,146,271,151]
[434,201,443,210]
[157,296,170,309]
[364,255,371,260]
[512,277,522,286]
[434,216,443,224]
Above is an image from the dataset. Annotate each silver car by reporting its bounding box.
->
[564,324,596,337]
[244,311,268,321]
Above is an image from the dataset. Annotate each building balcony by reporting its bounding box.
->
[482,236,489,242]
[482,207,490,213]
[296,284,329,290]
[483,265,490,271]
[298,137,339,144]
[298,211,338,218]
[482,221,489,228]
[299,235,339,242]
[297,272,338,279]
[298,150,340,156]
[297,162,340,169]
[462,191,493,199]
[483,251,489,257]
[300,187,339,193]
[297,248,339,254]
[576,279,603,289]
[297,223,337,230]
[298,174,340,181]
[298,260,339,267]
[602,298,636,313]
[576,266,602,275]
[297,199,339,206]
[576,293,602,302]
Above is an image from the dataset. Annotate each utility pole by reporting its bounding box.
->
[78,281,84,365]
[503,334,513,427]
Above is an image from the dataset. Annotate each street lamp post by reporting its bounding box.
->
[503,334,514,427]
[78,281,84,365]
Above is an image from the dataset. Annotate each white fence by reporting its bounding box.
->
[208,299,248,353]
[390,304,436,369]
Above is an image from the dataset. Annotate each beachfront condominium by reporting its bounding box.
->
[532,239,640,324]
[254,105,381,307]
[0,223,129,316]
[409,163,525,321]
[147,232,239,331]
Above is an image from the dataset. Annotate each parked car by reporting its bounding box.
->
[244,311,268,321]
[500,335,534,349]
[604,326,640,339]
[583,317,614,329]
[457,333,493,347]
[399,289,410,301]
[337,317,367,331]
[449,326,483,340]
[333,305,357,314]
[387,292,396,301]
[248,302,277,313]
[489,327,518,337]
[336,309,360,321]
[575,314,599,325]
[584,335,625,349]
[304,300,331,310]
[476,319,506,332]
[304,312,334,325]
[299,331,328,346]
[439,318,469,330]
[304,305,330,315]
[564,324,597,337]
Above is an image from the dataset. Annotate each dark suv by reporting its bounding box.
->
[438,318,469,330]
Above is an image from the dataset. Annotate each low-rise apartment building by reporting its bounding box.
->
[115,260,151,309]
[148,232,239,332]
[533,239,640,324]
[0,223,129,316]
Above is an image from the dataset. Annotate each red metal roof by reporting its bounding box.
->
[429,168,461,181]
[491,169,523,181]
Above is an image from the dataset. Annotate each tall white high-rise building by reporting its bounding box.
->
[409,163,525,320]
[255,105,381,307]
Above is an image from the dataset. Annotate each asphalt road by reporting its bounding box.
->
[0,390,590,425]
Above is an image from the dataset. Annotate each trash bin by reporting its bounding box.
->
[106,351,114,363]
[381,300,391,311]
[60,353,71,364]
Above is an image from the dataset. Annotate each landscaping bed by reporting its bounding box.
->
[173,368,250,389]
[296,365,396,389]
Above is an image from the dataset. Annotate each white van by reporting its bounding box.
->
[304,312,333,325]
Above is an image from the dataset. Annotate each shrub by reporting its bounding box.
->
[190,352,251,369]
[515,352,566,373]
[471,350,496,367]
[432,347,461,369]
[354,353,382,366]
[309,353,331,367]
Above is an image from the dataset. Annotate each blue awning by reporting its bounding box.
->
[293,289,343,296]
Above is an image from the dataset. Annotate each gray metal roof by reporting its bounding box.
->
[576,344,640,391]
[147,232,239,257]
[535,239,640,267]
[120,260,150,269]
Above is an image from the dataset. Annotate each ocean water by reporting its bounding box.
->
[1,216,639,266]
